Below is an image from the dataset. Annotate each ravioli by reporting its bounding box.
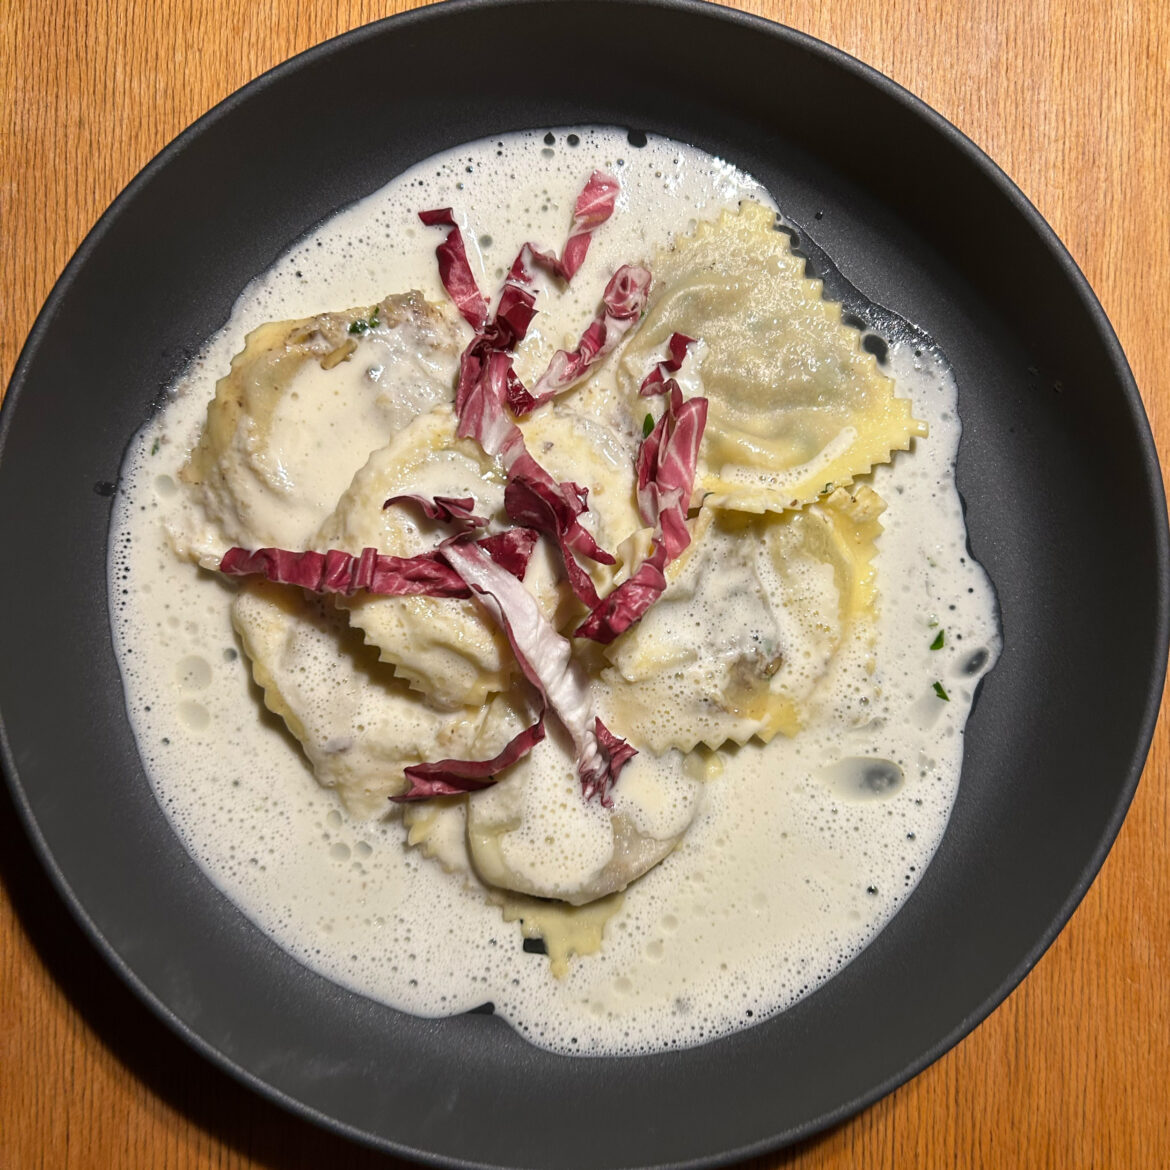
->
[618,201,927,514]
[463,734,703,905]
[187,192,901,936]
[402,782,652,970]
[231,580,528,818]
[601,487,886,754]
[116,128,1002,1038]
[517,401,645,597]
[178,292,462,562]
[313,406,511,709]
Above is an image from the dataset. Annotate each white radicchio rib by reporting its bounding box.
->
[440,538,634,804]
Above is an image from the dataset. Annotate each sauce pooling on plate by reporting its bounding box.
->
[108,127,1000,1056]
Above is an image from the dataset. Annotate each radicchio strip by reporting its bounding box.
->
[504,453,614,568]
[383,493,488,530]
[476,528,543,579]
[594,716,638,782]
[639,332,696,396]
[455,347,524,456]
[218,528,538,598]
[416,208,488,329]
[489,279,538,348]
[453,348,615,607]
[219,545,465,596]
[573,541,668,643]
[440,538,634,805]
[635,382,708,557]
[422,175,629,606]
[508,265,653,416]
[394,718,547,801]
[519,170,619,282]
[421,172,617,353]
[503,452,616,608]
[574,381,708,643]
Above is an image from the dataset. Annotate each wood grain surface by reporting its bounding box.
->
[2,1,1167,1167]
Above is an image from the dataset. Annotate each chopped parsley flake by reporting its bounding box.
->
[642,412,655,438]
[150,438,160,455]
[932,681,950,701]
[930,630,945,650]
[348,310,379,335]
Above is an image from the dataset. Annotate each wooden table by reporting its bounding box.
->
[2,1,1167,1166]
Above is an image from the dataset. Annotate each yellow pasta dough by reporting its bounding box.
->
[404,795,631,978]
[178,292,462,559]
[314,406,530,709]
[518,402,644,560]
[463,735,702,906]
[600,486,886,754]
[402,796,627,975]
[231,580,527,818]
[619,201,927,514]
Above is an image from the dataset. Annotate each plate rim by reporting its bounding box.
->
[1,0,1167,1165]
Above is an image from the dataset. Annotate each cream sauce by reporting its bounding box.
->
[109,128,999,1055]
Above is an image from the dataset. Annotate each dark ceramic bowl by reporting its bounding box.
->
[1,2,1166,1167]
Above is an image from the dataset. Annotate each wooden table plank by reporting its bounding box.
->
[2,1,1167,1166]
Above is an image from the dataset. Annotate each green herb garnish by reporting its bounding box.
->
[642,412,655,438]
[932,681,950,701]
[150,438,161,455]
[930,630,945,650]
[348,309,379,335]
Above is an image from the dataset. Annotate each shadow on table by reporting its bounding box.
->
[0,776,837,1169]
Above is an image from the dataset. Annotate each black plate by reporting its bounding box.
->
[1,2,1166,1166]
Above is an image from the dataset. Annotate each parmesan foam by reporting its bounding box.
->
[109,128,999,1056]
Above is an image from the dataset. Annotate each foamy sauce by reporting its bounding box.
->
[109,128,999,1055]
